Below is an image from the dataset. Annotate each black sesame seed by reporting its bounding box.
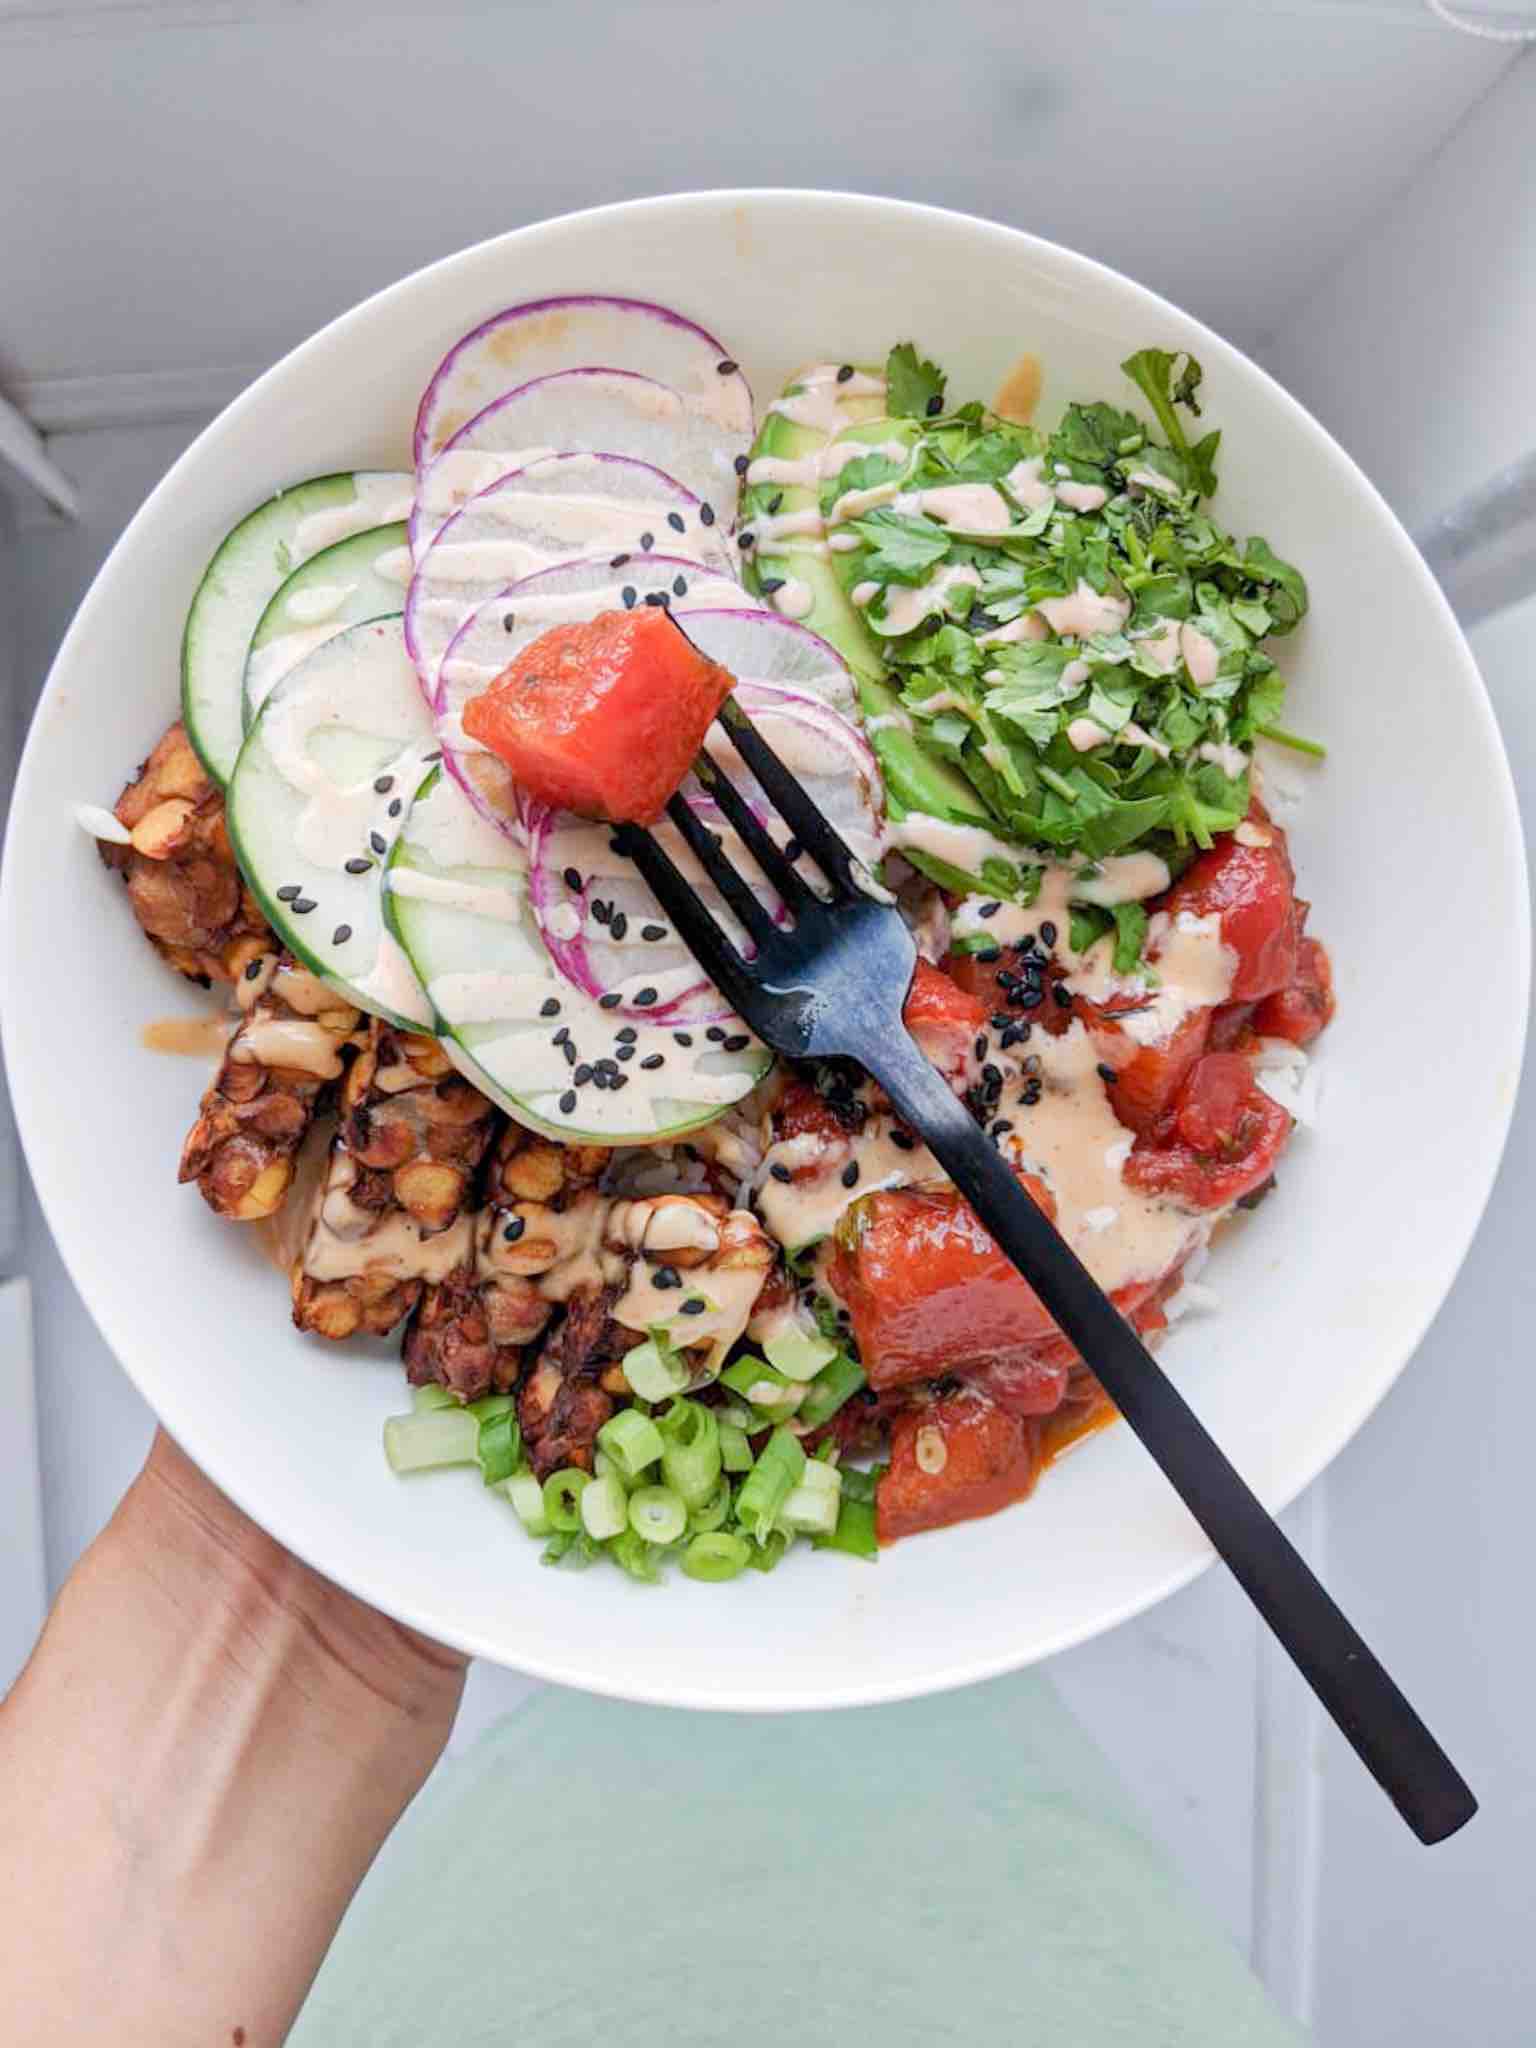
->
[836,363,855,383]
[976,946,1002,964]
[596,1057,619,1077]
[641,923,667,942]
[643,591,667,608]
[610,912,629,941]
[610,553,630,569]
[925,394,943,417]
[370,832,387,855]
[760,577,785,595]
[1098,1063,1119,1084]
[552,1025,570,1045]
[639,531,655,552]
[344,857,373,875]
[1053,983,1074,1010]
[891,1130,917,1151]
[332,923,352,945]
[991,1012,1011,1031]
[666,511,686,534]
[700,501,716,526]
[722,1033,749,1052]
[598,992,622,1010]
[978,900,1001,919]
[982,1062,1002,1088]
[672,575,687,597]
[276,884,300,903]
[717,359,738,376]
[706,1026,726,1044]
[616,1043,636,1062]
[573,1063,593,1085]
[622,586,637,609]
[502,611,517,633]
[424,751,442,763]
[615,1025,638,1042]
[634,988,659,1007]
[991,1119,1013,1138]
[503,1216,525,1243]
[1018,988,1044,1011]
[388,798,402,818]
[769,1164,793,1184]
[1023,1054,1042,1076]
[734,454,749,475]
[560,1090,577,1114]
[1023,1081,1044,1106]
[783,838,802,863]
[592,1069,611,1090]
[655,1265,680,1289]
[292,897,316,914]
[562,1040,578,1066]
[640,1053,665,1071]
[767,492,784,515]
[591,899,612,925]
[374,775,395,795]
[681,1296,707,1314]
[244,959,263,981]
[1000,1023,1030,1049]
[610,1073,629,1091]
[674,1031,694,1047]
[973,1034,988,1061]
[1039,921,1058,947]
[739,530,755,551]
[841,1160,860,1189]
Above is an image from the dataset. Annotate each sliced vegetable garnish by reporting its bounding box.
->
[735,1426,807,1545]
[183,470,413,786]
[227,615,433,1028]
[242,520,411,732]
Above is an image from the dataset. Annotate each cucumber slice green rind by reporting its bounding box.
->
[241,521,411,734]
[227,615,433,1030]
[388,772,772,1147]
[181,470,412,786]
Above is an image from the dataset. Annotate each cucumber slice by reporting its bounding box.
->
[182,471,413,786]
[388,771,771,1146]
[242,521,411,732]
[227,616,434,1029]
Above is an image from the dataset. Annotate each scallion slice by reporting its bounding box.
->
[657,1399,722,1508]
[745,1527,794,1573]
[718,1421,754,1474]
[628,1484,687,1546]
[597,1406,665,1482]
[797,1352,867,1432]
[682,1531,751,1582]
[762,1325,838,1383]
[411,1383,459,1414]
[610,1528,665,1584]
[622,1335,692,1403]
[580,1471,629,1542]
[734,1426,806,1544]
[780,1463,842,1537]
[504,1471,549,1535]
[816,1493,879,1560]
[382,1407,479,1474]
[719,1355,805,1419]
[542,1467,591,1533]
[685,1475,732,1535]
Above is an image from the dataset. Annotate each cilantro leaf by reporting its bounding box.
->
[1111,901,1149,974]
[1120,349,1221,498]
[886,342,947,420]
[850,508,952,584]
[1241,535,1309,633]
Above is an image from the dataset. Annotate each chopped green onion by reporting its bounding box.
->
[580,1471,629,1542]
[609,1528,664,1584]
[621,1335,691,1402]
[715,1398,756,1431]
[628,1484,687,1546]
[762,1324,838,1383]
[542,1468,591,1532]
[1256,723,1327,760]
[503,1471,550,1536]
[542,1529,599,1569]
[466,1393,517,1421]
[734,1426,806,1544]
[596,1406,665,1482]
[816,1494,879,1560]
[657,1399,722,1508]
[745,1527,794,1573]
[382,1407,478,1474]
[682,1531,752,1582]
[838,1463,882,1507]
[475,1407,522,1487]
[686,1476,732,1536]
[780,1463,842,1537]
[719,1355,805,1419]
[718,1421,754,1474]
[797,1352,867,1432]
[411,1383,458,1414]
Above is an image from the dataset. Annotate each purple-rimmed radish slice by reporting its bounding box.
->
[413,294,753,474]
[404,455,736,702]
[430,555,744,838]
[413,369,747,555]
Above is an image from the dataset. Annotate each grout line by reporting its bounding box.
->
[1250,1480,1326,2029]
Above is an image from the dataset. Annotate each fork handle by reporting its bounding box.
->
[862,1030,1477,1846]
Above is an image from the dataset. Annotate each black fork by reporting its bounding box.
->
[616,690,1476,1847]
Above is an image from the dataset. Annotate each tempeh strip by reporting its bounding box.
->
[293,1024,497,1341]
[179,952,360,1220]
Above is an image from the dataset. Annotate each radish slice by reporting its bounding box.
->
[413,369,746,554]
[413,295,753,474]
[404,452,736,700]
[672,606,859,717]
[432,553,744,837]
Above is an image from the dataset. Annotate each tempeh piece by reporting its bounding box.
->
[100,720,268,984]
[293,1024,497,1341]
[179,953,360,1220]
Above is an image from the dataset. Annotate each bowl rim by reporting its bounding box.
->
[4,186,1529,1710]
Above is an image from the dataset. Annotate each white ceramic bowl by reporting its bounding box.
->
[3,192,1527,1710]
